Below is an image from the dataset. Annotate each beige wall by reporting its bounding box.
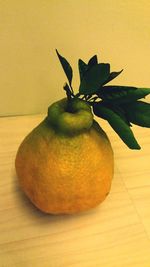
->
[0,0,150,116]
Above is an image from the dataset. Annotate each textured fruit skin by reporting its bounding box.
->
[15,119,114,214]
[15,98,114,214]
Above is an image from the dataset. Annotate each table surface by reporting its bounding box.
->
[0,114,150,267]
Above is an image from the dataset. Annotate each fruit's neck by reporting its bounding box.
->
[47,98,94,135]
[64,83,89,113]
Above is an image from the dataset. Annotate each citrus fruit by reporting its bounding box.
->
[15,50,150,214]
[15,98,114,214]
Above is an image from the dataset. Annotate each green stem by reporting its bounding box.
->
[74,92,81,98]
[63,83,74,101]
[89,96,99,102]
[70,85,74,95]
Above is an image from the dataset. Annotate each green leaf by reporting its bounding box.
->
[102,69,123,85]
[79,63,110,95]
[124,101,150,127]
[107,104,132,126]
[56,49,73,86]
[88,55,98,67]
[78,59,88,82]
[93,103,141,149]
[98,86,150,104]
[78,55,98,83]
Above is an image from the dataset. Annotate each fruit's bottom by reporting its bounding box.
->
[19,177,112,215]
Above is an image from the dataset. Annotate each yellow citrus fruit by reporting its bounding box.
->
[15,98,114,214]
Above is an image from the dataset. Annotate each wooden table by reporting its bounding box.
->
[0,114,150,267]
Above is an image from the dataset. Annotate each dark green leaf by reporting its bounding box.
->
[93,103,141,149]
[78,59,88,82]
[124,101,150,127]
[107,104,132,126]
[78,55,98,83]
[98,86,150,104]
[88,55,98,67]
[102,69,123,85]
[56,49,73,86]
[79,63,110,95]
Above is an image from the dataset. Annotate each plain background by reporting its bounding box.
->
[0,0,150,116]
